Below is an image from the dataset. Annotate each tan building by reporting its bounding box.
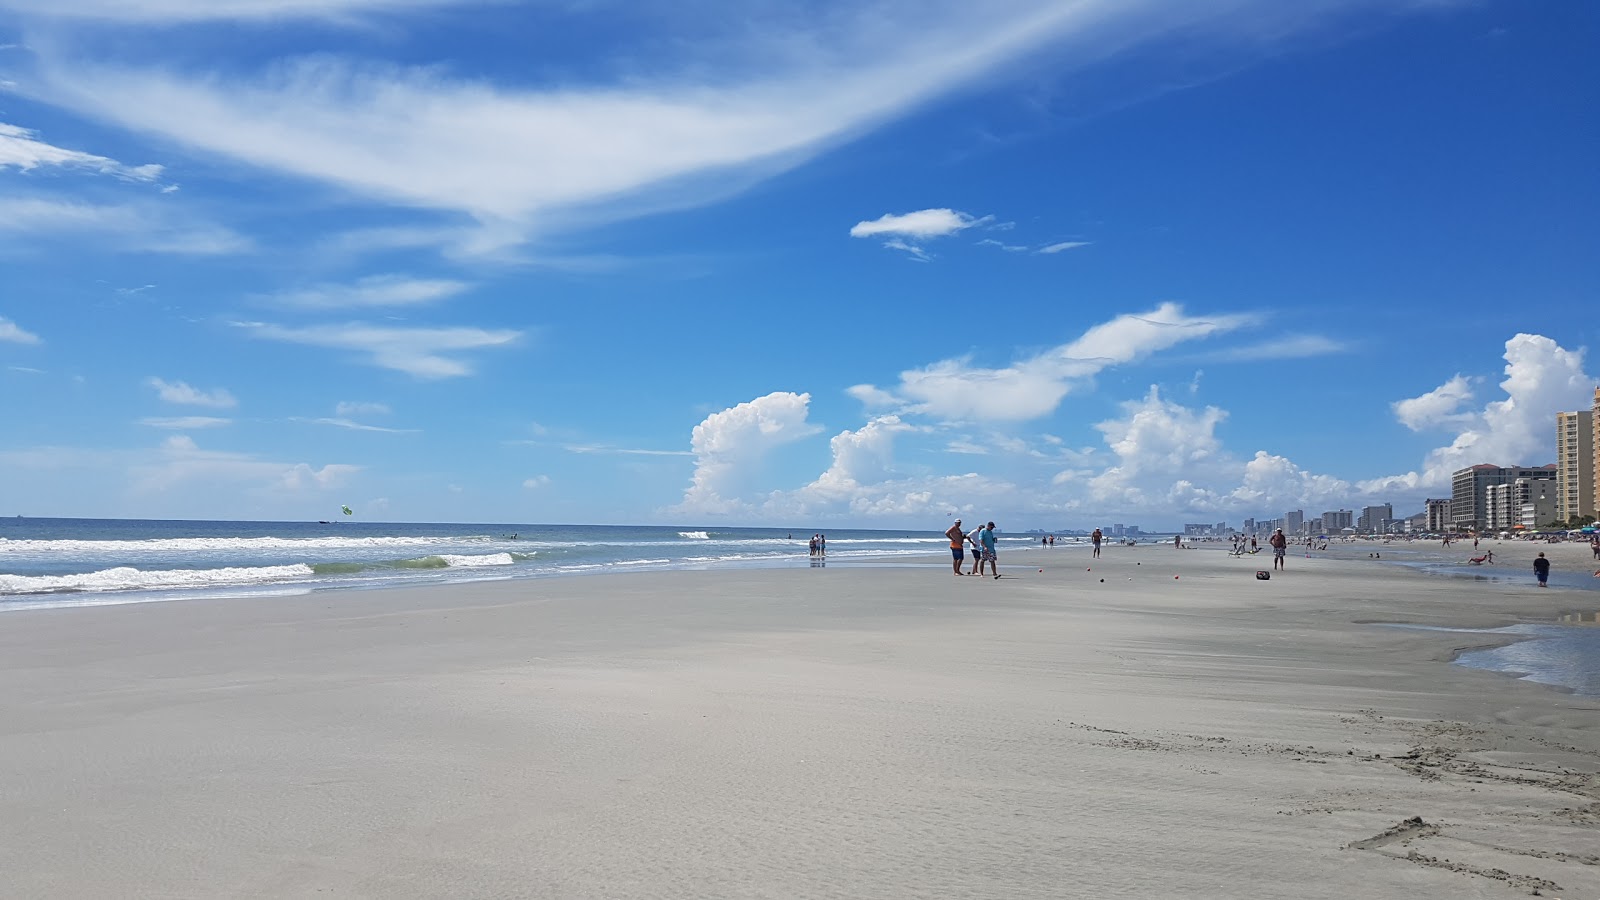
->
[1556,408,1594,522]
[1594,388,1600,518]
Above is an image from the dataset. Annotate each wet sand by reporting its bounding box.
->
[1,545,1596,898]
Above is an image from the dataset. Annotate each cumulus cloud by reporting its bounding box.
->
[146,377,237,408]
[522,475,551,489]
[1391,374,1476,432]
[857,303,1256,423]
[0,315,42,344]
[0,121,164,184]
[262,275,470,309]
[1365,334,1594,492]
[677,391,822,513]
[234,321,521,379]
[1086,386,1228,505]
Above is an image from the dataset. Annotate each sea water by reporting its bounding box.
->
[0,518,1036,611]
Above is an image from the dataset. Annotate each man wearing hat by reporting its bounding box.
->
[944,518,966,575]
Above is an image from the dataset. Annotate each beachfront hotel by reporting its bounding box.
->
[1593,388,1600,518]
[1450,464,1558,532]
[1556,407,1595,522]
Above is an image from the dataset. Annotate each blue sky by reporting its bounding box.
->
[1,0,1597,529]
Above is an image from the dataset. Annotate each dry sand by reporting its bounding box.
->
[1,545,1596,899]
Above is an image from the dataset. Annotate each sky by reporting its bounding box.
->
[1,0,1597,529]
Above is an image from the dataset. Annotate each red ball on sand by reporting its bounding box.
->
[1039,569,1044,573]
[1174,575,1180,579]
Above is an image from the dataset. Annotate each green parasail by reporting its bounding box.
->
[341,505,353,517]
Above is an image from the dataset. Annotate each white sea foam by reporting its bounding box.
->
[0,564,317,595]
[435,553,515,568]
[677,531,710,540]
[0,535,491,554]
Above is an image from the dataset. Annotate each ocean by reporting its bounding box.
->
[0,517,1042,611]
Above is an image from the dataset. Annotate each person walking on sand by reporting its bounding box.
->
[981,521,1000,578]
[1091,527,1103,559]
[1269,528,1288,571]
[1534,551,1551,588]
[944,519,966,575]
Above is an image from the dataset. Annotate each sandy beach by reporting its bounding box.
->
[2,545,1597,899]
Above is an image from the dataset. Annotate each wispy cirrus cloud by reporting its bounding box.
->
[296,417,418,434]
[0,196,250,254]
[260,274,471,310]
[146,376,237,408]
[138,415,232,429]
[235,321,521,379]
[0,0,489,22]
[852,208,991,260]
[1037,240,1090,254]
[1201,334,1350,362]
[0,121,166,185]
[0,315,42,344]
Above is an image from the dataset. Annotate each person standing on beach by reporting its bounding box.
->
[945,519,965,575]
[819,534,826,557]
[1091,528,1103,559]
[981,521,999,578]
[966,522,986,575]
[1269,528,1288,571]
[1534,552,1550,588]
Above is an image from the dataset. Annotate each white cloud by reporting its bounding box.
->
[1391,374,1476,432]
[1204,334,1350,362]
[522,475,551,489]
[1365,334,1594,492]
[1037,240,1090,254]
[0,195,251,254]
[858,303,1256,423]
[851,208,984,240]
[146,377,238,408]
[235,321,520,379]
[1086,386,1228,505]
[0,121,164,184]
[19,0,1384,248]
[298,417,417,433]
[262,275,470,309]
[676,391,822,513]
[0,0,486,22]
[851,208,989,259]
[130,435,359,494]
[0,315,42,344]
[562,444,691,457]
[335,401,390,417]
[138,416,232,429]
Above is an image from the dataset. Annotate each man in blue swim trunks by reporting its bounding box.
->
[945,518,965,575]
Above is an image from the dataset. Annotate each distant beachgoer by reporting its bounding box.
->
[981,522,999,578]
[819,534,826,556]
[1049,535,1055,547]
[1091,528,1103,558]
[1250,536,1258,552]
[1269,528,1287,571]
[967,523,986,575]
[1474,537,1479,550]
[1534,552,1550,588]
[808,535,818,557]
[1174,535,1182,549]
[945,519,966,575]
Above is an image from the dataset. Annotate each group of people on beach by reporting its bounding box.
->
[945,519,1000,579]
[807,534,826,557]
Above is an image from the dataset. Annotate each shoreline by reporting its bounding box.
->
[3,544,1596,897]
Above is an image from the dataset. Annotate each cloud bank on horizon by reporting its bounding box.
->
[0,0,1594,526]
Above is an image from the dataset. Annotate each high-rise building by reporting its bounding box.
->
[1519,477,1560,529]
[1357,504,1393,534]
[1308,517,1323,535]
[1424,498,1452,532]
[1555,409,1594,523]
[1284,510,1304,534]
[1322,509,1353,532]
[1451,464,1558,532]
[1592,388,1600,519]
[1242,517,1255,534]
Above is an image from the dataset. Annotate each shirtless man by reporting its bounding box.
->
[944,519,966,575]
[1269,528,1288,571]
[1091,528,1103,559]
